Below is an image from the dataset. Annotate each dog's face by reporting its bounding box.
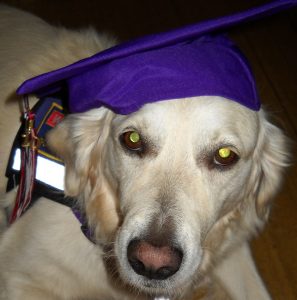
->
[48,96,288,297]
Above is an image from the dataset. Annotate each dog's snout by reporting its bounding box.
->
[127,239,183,280]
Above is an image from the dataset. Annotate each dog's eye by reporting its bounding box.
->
[214,147,238,166]
[121,131,143,152]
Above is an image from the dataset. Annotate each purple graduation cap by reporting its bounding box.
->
[17,0,297,114]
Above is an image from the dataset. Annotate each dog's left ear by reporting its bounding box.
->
[46,109,113,197]
[46,109,120,241]
[249,110,290,220]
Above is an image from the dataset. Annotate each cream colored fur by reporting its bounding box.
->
[0,5,290,300]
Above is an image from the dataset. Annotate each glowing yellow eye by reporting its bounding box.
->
[214,147,238,167]
[122,131,142,151]
[129,131,140,143]
[218,147,231,158]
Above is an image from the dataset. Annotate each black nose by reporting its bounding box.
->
[127,239,183,280]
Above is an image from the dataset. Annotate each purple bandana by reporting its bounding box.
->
[17,0,297,114]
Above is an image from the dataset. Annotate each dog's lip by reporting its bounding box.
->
[139,280,175,297]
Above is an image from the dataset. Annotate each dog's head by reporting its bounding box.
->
[47,96,289,297]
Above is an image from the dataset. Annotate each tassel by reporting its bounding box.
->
[9,96,39,224]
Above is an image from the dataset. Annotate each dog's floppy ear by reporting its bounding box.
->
[249,110,290,220]
[47,108,119,241]
[46,108,113,197]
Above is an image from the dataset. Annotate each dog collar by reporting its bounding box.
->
[16,0,297,114]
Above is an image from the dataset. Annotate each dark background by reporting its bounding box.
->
[1,1,297,298]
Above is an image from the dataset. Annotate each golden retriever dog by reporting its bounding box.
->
[0,5,290,300]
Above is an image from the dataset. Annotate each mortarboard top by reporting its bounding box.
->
[17,0,297,114]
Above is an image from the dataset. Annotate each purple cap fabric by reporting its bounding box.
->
[17,0,297,114]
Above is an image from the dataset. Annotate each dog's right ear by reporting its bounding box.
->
[46,108,113,197]
[248,110,291,221]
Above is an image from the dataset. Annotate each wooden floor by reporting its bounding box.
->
[1,0,297,299]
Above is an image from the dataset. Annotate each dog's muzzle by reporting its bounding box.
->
[115,209,201,295]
